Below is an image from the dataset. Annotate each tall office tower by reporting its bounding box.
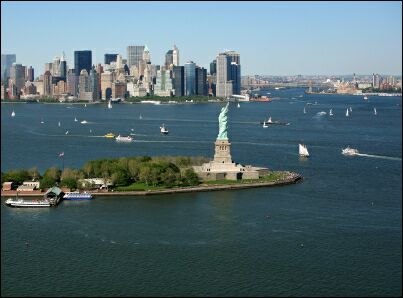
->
[184,61,196,96]
[52,56,60,76]
[43,71,53,96]
[67,69,78,97]
[216,53,231,97]
[104,54,118,65]
[127,45,145,68]
[27,66,34,82]
[74,50,92,76]
[225,50,240,65]
[45,62,53,73]
[165,50,173,69]
[21,66,27,81]
[172,66,184,96]
[173,45,179,66]
[9,63,25,91]
[59,52,67,79]
[195,66,207,95]
[229,62,241,95]
[154,69,173,96]
[373,73,381,89]
[210,60,217,75]
[96,64,103,99]
[143,45,150,63]
[78,69,91,100]
[1,54,16,80]
[90,68,100,100]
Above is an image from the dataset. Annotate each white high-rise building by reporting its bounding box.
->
[173,45,179,66]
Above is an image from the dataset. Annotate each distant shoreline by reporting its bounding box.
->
[1,172,302,198]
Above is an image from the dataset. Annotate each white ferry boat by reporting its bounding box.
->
[160,124,169,135]
[115,135,133,142]
[63,191,93,200]
[342,147,359,156]
[5,198,51,208]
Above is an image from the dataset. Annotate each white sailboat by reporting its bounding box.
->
[74,117,78,122]
[108,100,112,109]
[84,104,87,107]
[374,107,377,115]
[11,110,15,117]
[299,144,309,157]
[58,121,61,127]
[160,124,169,134]
[267,116,273,123]
[303,107,306,114]
[329,109,333,116]
[349,107,352,112]
[139,114,143,120]
[237,102,240,108]
[65,130,69,135]
[346,109,349,117]
[262,121,268,128]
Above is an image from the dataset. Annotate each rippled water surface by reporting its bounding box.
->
[1,89,402,296]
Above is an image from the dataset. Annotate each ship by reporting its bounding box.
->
[342,147,359,156]
[299,144,309,157]
[116,135,133,142]
[104,133,115,138]
[5,197,50,208]
[63,191,93,200]
[160,124,169,135]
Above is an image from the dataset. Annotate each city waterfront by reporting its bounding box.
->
[1,88,402,296]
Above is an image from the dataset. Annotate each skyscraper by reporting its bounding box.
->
[74,50,92,76]
[104,54,118,65]
[1,54,16,80]
[195,66,207,96]
[216,51,241,97]
[172,66,184,97]
[127,45,145,68]
[229,62,241,95]
[173,45,179,66]
[210,60,216,75]
[216,53,231,97]
[165,50,173,68]
[9,63,25,92]
[27,66,34,82]
[59,53,67,79]
[184,61,196,96]
[67,69,78,97]
[90,68,100,100]
[52,56,60,76]
[43,71,53,96]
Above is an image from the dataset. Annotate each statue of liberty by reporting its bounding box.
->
[217,102,229,140]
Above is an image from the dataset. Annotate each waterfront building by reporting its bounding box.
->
[154,69,173,97]
[101,71,114,99]
[172,66,184,96]
[27,66,34,82]
[127,82,147,97]
[173,45,179,66]
[32,81,44,96]
[43,71,53,96]
[127,45,145,68]
[112,81,126,99]
[8,82,19,99]
[9,63,25,92]
[90,68,100,100]
[210,60,216,75]
[1,54,16,80]
[78,69,91,100]
[165,50,173,69]
[23,81,37,95]
[216,53,231,97]
[184,61,196,96]
[195,66,207,96]
[1,83,7,99]
[53,80,67,96]
[104,54,118,65]
[230,62,241,95]
[74,50,92,76]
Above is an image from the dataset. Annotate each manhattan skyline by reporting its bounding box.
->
[1,1,402,76]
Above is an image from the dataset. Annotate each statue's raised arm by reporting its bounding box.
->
[217,102,229,140]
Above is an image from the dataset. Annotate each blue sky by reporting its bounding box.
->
[1,1,402,76]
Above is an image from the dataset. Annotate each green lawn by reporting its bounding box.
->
[114,183,168,191]
[203,171,288,185]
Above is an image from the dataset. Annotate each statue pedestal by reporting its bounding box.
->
[213,139,232,164]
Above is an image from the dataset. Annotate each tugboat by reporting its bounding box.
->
[160,124,169,135]
[104,133,115,138]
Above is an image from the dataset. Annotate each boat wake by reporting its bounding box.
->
[355,153,402,161]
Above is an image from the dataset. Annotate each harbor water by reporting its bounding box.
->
[1,88,402,296]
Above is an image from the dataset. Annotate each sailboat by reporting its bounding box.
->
[74,117,78,122]
[262,121,268,128]
[346,109,349,117]
[299,144,309,157]
[108,100,112,109]
[303,107,306,114]
[237,102,240,108]
[374,107,377,115]
[139,114,143,120]
[84,104,87,107]
[11,110,15,117]
[65,130,69,135]
[349,107,352,112]
[58,121,61,127]
[329,109,333,116]
[160,124,169,135]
